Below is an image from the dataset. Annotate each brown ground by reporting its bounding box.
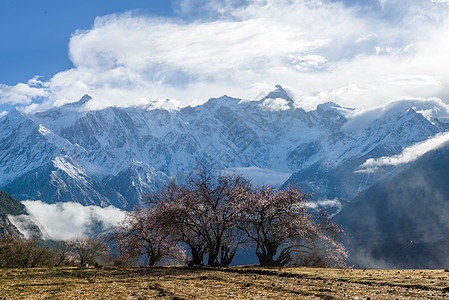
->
[1,266,449,299]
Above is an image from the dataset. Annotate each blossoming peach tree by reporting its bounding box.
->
[113,170,348,267]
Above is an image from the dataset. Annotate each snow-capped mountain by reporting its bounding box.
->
[1,85,448,210]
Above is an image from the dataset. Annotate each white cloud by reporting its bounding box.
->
[0,77,48,105]
[4,0,449,112]
[343,97,449,131]
[385,75,440,86]
[297,84,365,111]
[432,0,449,5]
[306,198,342,215]
[13,200,126,241]
[378,0,388,8]
[172,0,247,18]
[357,132,449,173]
[261,98,291,111]
[289,54,328,72]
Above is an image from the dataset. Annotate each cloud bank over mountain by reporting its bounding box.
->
[358,132,449,173]
[1,0,449,112]
[10,201,126,241]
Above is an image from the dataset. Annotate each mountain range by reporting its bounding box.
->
[1,85,449,267]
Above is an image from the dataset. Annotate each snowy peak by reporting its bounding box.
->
[342,99,447,132]
[259,85,295,111]
[309,102,352,129]
[316,102,354,118]
[202,95,242,110]
[1,108,30,129]
[64,94,92,109]
[261,85,294,104]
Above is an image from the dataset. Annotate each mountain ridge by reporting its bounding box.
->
[1,86,448,212]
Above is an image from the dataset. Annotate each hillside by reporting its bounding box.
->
[0,190,27,236]
[0,190,27,216]
[335,144,449,268]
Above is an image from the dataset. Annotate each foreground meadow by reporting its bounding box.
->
[1,266,449,299]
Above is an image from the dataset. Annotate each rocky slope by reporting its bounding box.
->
[0,190,30,236]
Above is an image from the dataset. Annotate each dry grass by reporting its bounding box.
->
[1,266,449,299]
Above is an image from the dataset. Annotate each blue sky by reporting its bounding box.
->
[0,1,173,85]
[1,0,449,114]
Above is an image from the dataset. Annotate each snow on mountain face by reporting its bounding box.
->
[284,106,441,207]
[0,109,62,186]
[1,86,448,210]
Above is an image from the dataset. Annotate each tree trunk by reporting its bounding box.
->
[256,244,279,266]
[190,248,204,266]
[219,244,237,267]
[207,250,219,266]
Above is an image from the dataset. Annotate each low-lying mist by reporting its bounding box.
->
[9,200,126,240]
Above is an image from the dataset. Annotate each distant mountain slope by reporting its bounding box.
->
[0,190,27,216]
[0,85,448,211]
[334,143,449,268]
[0,190,28,236]
[284,107,441,203]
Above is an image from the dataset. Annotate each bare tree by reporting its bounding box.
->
[0,234,54,268]
[51,240,79,267]
[67,235,110,267]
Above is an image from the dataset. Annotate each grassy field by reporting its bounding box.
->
[1,266,449,299]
